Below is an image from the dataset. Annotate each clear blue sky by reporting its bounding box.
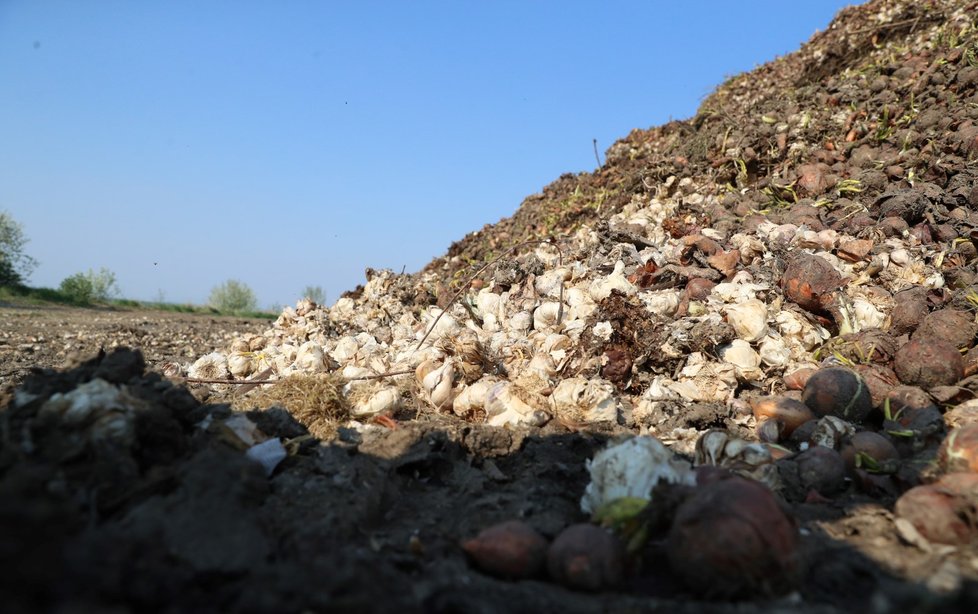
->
[1,1,854,309]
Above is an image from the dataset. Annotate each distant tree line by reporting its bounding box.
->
[2,210,324,314]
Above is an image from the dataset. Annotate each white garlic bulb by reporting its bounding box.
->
[723,299,768,342]
[550,377,618,423]
[485,382,550,428]
[188,352,230,380]
[296,341,327,373]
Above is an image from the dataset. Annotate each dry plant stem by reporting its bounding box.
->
[344,368,415,381]
[186,368,416,387]
[185,377,278,385]
[414,239,565,352]
[235,367,274,396]
[850,16,926,35]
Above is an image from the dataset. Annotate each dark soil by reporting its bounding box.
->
[5,0,978,611]
[3,341,976,613]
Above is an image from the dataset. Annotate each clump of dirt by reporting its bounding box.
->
[584,291,663,389]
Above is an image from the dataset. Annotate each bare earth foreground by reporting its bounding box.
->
[0,307,270,391]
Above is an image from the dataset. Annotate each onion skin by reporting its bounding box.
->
[784,368,816,391]
[752,396,815,438]
[756,418,782,443]
[894,473,978,544]
[666,476,798,598]
[461,520,549,579]
[938,424,978,474]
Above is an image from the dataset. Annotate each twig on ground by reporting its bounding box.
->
[185,377,278,385]
[344,368,415,381]
[186,367,417,387]
[235,367,274,396]
[849,15,928,35]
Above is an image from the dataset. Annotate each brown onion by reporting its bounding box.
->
[461,520,549,579]
[546,524,624,591]
[666,476,798,598]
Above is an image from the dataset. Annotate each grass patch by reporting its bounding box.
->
[0,284,277,319]
[246,374,349,439]
[0,283,84,306]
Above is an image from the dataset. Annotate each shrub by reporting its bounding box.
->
[209,279,258,313]
[58,268,119,304]
[301,285,326,304]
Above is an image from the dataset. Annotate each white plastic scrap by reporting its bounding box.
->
[245,438,287,476]
[223,413,263,446]
[580,435,694,515]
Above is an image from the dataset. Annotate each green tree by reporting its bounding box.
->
[209,279,258,313]
[301,284,326,304]
[58,268,120,304]
[0,210,39,286]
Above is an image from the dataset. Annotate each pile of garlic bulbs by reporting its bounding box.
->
[183,184,946,447]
